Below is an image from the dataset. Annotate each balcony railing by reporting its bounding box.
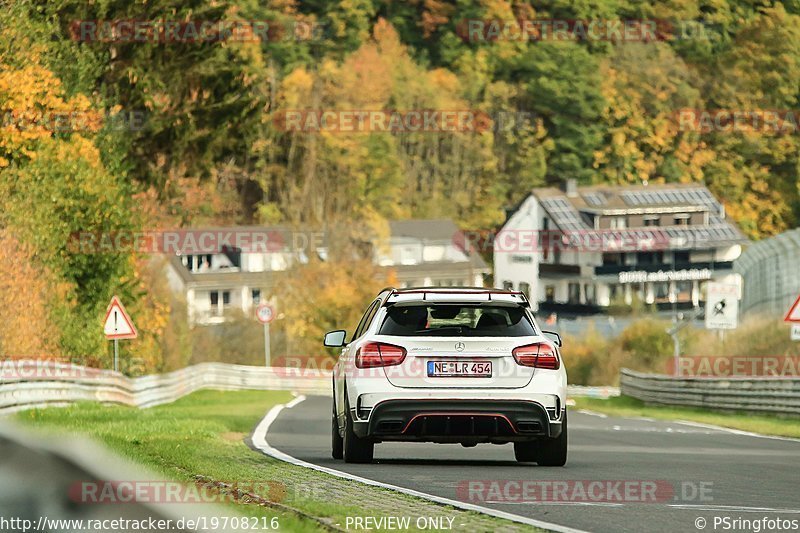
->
[538,263,581,275]
[594,261,734,276]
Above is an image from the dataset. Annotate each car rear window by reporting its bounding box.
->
[379,304,536,337]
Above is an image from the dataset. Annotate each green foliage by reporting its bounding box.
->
[6,0,800,372]
[564,318,674,385]
[12,0,800,235]
[514,42,606,183]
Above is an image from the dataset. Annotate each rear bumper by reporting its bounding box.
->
[352,399,564,443]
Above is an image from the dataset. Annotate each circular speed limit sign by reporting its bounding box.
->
[256,303,275,324]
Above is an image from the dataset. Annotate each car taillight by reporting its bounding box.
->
[512,342,560,369]
[355,342,407,368]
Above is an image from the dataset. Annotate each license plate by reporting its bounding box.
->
[427,361,492,378]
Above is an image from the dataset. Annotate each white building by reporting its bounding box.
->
[378,220,489,289]
[494,181,748,316]
[167,220,489,326]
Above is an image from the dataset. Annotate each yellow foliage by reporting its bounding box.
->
[0,229,65,357]
[277,259,396,355]
[0,61,101,167]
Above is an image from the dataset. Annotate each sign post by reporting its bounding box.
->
[256,303,275,367]
[103,296,138,372]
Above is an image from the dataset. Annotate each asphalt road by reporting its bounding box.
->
[264,395,800,533]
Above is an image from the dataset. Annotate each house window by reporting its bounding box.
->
[545,286,555,303]
[676,281,692,301]
[252,289,261,305]
[644,216,660,227]
[189,254,212,272]
[673,251,690,264]
[655,282,670,300]
[519,282,530,298]
[210,291,231,307]
[609,284,620,299]
[585,284,596,304]
[610,216,627,229]
[502,281,514,290]
[673,214,690,226]
[602,253,625,266]
[568,283,581,304]
[636,251,664,265]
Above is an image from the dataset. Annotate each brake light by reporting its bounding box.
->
[355,342,407,368]
[512,343,560,369]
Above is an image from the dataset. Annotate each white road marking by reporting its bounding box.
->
[284,395,306,409]
[486,502,625,508]
[576,409,607,418]
[668,504,800,514]
[572,425,716,435]
[580,410,800,441]
[251,397,588,533]
[486,502,800,513]
[673,420,800,443]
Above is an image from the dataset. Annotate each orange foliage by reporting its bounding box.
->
[0,229,65,358]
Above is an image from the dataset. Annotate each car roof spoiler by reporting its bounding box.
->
[382,288,530,307]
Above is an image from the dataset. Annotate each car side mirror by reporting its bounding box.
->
[542,330,562,347]
[324,330,347,347]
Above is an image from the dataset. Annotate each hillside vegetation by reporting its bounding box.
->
[2,0,798,367]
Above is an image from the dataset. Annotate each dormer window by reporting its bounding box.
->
[673,214,690,226]
[644,215,660,227]
[610,216,627,229]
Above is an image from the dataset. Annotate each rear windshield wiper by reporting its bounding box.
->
[414,326,468,335]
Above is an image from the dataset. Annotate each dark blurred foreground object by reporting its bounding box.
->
[0,422,243,532]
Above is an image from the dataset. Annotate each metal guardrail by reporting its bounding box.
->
[0,361,330,414]
[621,368,800,415]
[1,360,624,414]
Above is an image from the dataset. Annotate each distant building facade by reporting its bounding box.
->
[167,220,488,326]
[377,220,489,289]
[735,228,800,317]
[494,181,748,316]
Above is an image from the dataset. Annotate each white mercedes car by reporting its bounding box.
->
[324,287,567,465]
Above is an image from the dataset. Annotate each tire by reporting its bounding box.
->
[536,410,568,467]
[331,396,343,460]
[342,395,374,464]
[513,440,538,463]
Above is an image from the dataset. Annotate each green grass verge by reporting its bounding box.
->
[573,395,800,438]
[16,390,318,531]
[15,390,528,532]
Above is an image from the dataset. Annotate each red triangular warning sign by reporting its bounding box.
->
[103,296,138,339]
[785,295,800,323]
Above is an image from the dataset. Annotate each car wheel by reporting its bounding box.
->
[331,396,343,460]
[513,440,538,463]
[343,395,373,464]
[536,410,568,467]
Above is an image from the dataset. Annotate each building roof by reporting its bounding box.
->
[531,182,748,249]
[388,219,488,270]
[389,219,463,241]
